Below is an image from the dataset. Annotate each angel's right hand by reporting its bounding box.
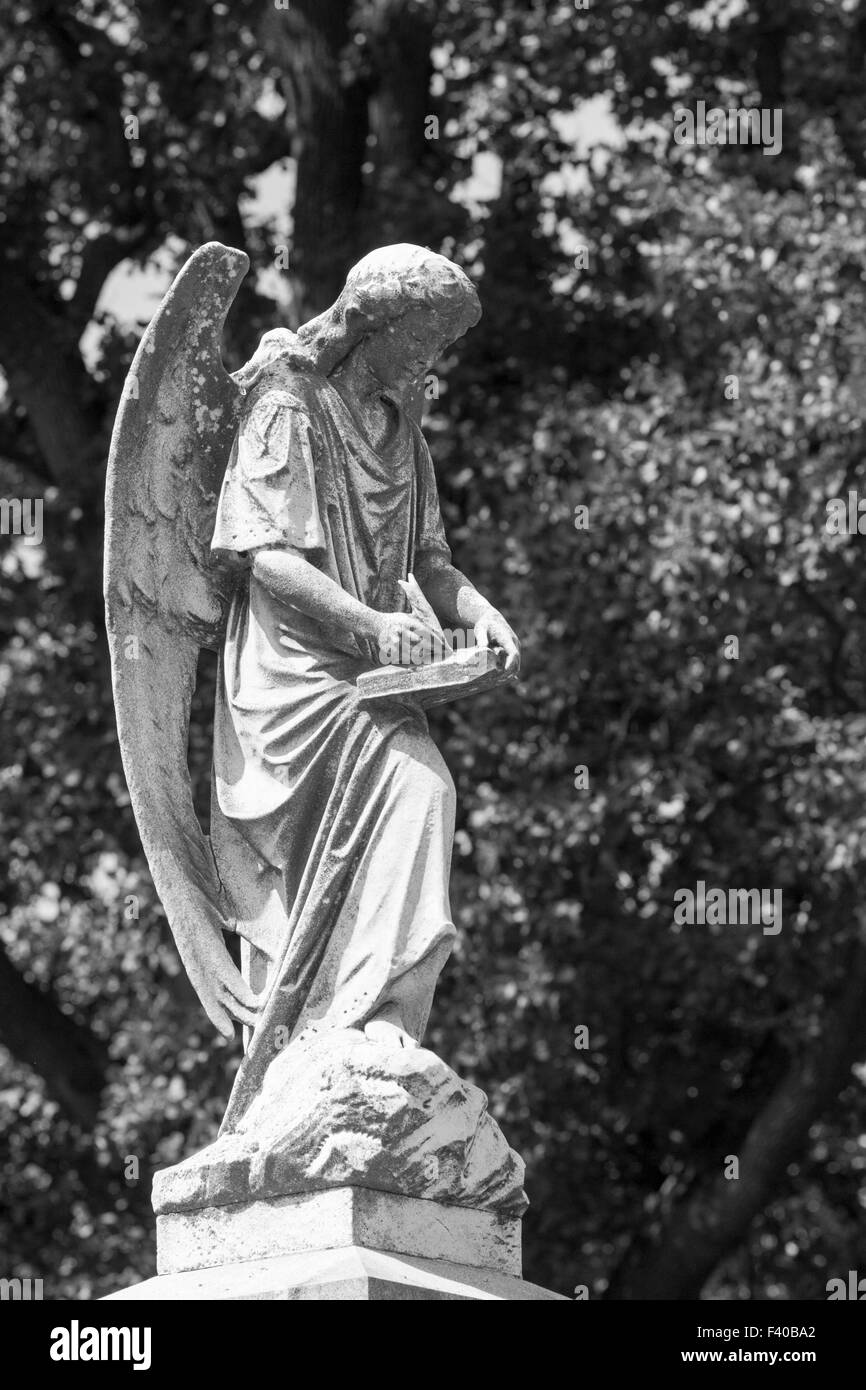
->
[368,611,442,667]
[178,929,262,1039]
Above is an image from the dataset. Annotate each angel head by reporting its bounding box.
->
[235,245,481,396]
[322,244,482,392]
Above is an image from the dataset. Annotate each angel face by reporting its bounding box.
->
[361,307,454,392]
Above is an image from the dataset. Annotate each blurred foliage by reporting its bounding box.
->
[1,0,866,1300]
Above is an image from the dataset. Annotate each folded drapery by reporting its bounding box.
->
[210,364,457,1132]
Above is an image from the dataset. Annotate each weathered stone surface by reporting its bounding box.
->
[153,1028,526,1218]
[156,1186,521,1276]
[105,243,531,1255]
[356,644,509,709]
[105,1247,567,1302]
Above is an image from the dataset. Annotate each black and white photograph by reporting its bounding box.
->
[1,0,865,1357]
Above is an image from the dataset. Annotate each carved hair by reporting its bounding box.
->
[235,244,481,390]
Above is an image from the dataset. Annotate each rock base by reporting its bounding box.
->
[152,1028,527,1218]
[103,1027,555,1301]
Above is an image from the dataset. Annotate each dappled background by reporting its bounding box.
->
[2,0,866,1299]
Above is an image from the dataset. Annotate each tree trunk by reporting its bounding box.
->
[0,944,109,1130]
[278,0,370,316]
[0,260,101,497]
[606,944,866,1299]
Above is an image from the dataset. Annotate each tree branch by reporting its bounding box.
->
[68,225,151,333]
[605,940,866,1299]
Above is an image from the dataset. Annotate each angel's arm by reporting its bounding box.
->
[414,554,496,627]
[252,548,380,641]
[414,555,521,674]
[252,548,440,664]
[407,429,520,673]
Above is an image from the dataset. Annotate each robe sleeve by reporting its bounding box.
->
[211,389,325,560]
[413,430,452,569]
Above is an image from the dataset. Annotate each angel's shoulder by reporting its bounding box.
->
[235,367,328,471]
[241,362,326,427]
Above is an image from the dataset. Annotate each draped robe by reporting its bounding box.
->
[209,363,457,1131]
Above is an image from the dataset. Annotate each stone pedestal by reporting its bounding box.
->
[104,1186,565,1301]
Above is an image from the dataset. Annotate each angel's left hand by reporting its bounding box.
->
[474,608,521,675]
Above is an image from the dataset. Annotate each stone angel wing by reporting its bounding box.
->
[104,241,261,1038]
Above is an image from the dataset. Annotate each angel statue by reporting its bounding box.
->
[104,242,526,1217]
